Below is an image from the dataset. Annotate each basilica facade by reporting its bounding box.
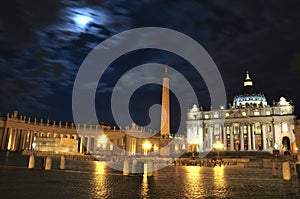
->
[186,72,297,154]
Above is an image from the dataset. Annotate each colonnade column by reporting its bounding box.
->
[28,131,34,150]
[79,136,83,153]
[14,129,21,151]
[21,130,27,150]
[86,136,90,153]
[1,127,8,150]
[7,128,13,150]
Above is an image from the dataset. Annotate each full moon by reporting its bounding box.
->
[74,15,92,27]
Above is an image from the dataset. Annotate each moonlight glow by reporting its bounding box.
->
[74,15,92,27]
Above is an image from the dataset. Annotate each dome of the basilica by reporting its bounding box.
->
[233,72,267,107]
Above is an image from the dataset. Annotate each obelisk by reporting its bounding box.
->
[160,67,170,156]
[160,67,170,137]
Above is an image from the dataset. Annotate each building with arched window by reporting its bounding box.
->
[186,72,297,154]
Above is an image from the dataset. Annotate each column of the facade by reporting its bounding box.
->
[262,123,267,150]
[223,126,227,149]
[230,125,234,151]
[247,125,252,150]
[198,126,203,152]
[240,125,244,151]
[252,124,256,150]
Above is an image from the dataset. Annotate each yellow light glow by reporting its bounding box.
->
[213,166,226,189]
[92,161,107,198]
[98,135,107,144]
[185,166,202,197]
[142,140,151,155]
[213,141,224,150]
[142,140,151,150]
[95,161,106,175]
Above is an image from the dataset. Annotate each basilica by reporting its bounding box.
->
[186,72,297,154]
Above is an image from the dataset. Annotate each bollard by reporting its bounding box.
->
[147,160,153,177]
[28,155,35,169]
[60,156,66,170]
[282,162,291,180]
[132,158,137,174]
[45,156,52,170]
[123,159,129,175]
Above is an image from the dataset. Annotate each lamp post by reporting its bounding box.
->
[213,141,224,161]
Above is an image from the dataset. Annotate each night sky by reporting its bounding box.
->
[1,0,300,132]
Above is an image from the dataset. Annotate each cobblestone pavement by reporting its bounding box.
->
[0,152,300,199]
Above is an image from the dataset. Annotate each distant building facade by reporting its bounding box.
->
[186,72,297,154]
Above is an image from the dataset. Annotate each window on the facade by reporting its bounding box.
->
[242,112,247,116]
[255,123,261,134]
[266,111,271,115]
[234,126,239,135]
[254,111,260,116]
[214,112,219,118]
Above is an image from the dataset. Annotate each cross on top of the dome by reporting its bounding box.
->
[244,71,253,87]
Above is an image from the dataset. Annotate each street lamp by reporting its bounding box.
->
[213,141,224,160]
[142,140,152,156]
